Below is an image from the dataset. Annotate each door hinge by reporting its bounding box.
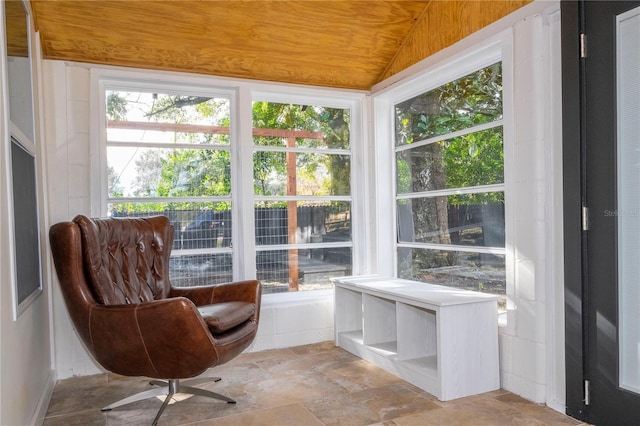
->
[580,33,587,58]
[582,206,589,231]
[584,380,590,405]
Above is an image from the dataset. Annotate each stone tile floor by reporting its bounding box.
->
[43,342,586,425]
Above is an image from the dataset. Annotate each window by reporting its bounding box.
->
[103,87,234,286]
[393,62,506,310]
[99,80,360,294]
[5,0,43,317]
[252,101,353,294]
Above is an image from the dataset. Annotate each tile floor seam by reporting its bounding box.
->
[251,360,276,381]
[299,402,327,426]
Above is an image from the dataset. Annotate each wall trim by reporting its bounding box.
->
[29,369,55,426]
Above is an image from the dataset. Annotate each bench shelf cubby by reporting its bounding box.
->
[333,275,500,401]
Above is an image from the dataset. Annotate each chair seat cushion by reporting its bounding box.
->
[198,301,256,334]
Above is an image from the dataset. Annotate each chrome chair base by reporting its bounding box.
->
[101,377,235,425]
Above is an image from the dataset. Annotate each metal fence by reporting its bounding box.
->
[112,206,352,292]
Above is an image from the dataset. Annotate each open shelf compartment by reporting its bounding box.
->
[362,293,397,350]
[333,275,500,401]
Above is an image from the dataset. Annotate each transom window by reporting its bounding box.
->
[393,62,506,309]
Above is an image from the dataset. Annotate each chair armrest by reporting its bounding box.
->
[170,280,262,307]
[169,285,216,306]
[212,280,262,305]
[88,297,218,379]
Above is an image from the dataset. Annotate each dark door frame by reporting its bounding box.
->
[563,1,640,422]
[561,0,586,421]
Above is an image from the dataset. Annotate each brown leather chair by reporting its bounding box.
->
[49,215,261,425]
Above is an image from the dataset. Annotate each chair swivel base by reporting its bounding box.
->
[101,377,235,425]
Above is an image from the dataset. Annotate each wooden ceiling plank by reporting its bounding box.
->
[29,0,530,90]
[380,0,532,83]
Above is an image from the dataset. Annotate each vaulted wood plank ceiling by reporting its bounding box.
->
[29,1,530,91]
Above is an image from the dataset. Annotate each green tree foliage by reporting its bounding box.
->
[252,102,351,202]
[396,63,502,144]
[157,149,231,199]
[106,92,232,214]
[395,62,503,205]
[106,92,128,121]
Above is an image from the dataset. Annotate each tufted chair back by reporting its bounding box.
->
[74,215,173,305]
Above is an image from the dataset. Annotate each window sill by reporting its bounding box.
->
[261,289,334,308]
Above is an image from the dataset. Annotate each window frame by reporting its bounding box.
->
[3,0,44,319]
[91,71,368,295]
[95,79,240,280]
[249,90,360,291]
[373,33,515,329]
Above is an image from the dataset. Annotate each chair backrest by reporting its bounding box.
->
[72,215,174,304]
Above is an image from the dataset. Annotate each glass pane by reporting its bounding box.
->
[395,62,502,145]
[397,193,504,248]
[106,90,230,145]
[617,6,640,395]
[253,152,350,196]
[396,127,503,194]
[257,248,352,294]
[107,202,232,252]
[252,102,350,149]
[170,253,232,287]
[255,201,351,245]
[108,147,231,198]
[11,138,41,305]
[397,247,505,310]
[108,203,233,287]
[178,210,231,250]
[5,1,35,143]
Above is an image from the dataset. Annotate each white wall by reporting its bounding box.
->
[494,6,561,406]
[0,10,55,426]
[500,6,565,409]
[249,290,334,352]
[43,62,102,379]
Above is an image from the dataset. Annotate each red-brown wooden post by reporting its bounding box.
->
[286,136,299,291]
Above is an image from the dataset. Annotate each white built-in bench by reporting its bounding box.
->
[332,275,500,401]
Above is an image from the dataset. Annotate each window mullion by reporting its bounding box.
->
[256,241,353,251]
[106,141,231,151]
[396,242,506,255]
[234,86,257,281]
[255,145,350,155]
[395,119,504,153]
[107,196,232,204]
[396,184,505,200]
[255,195,352,203]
